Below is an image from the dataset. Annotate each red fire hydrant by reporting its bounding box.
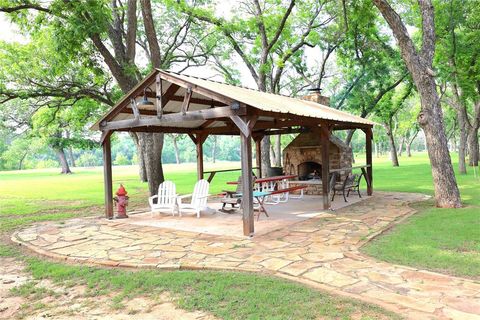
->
[113,184,129,219]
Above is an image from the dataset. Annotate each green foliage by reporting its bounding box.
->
[76,153,101,167]
[435,0,480,109]
[332,0,408,117]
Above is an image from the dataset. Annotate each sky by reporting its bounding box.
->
[0,14,26,43]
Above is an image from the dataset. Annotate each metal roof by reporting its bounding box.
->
[161,70,375,126]
[92,69,375,131]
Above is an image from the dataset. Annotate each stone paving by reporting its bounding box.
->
[12,192,480,320]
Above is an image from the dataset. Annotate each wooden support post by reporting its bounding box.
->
[189,133,207,181]
[102,132,113,219]
[240,126,254,236]
[320,122,331,210]
[365,127,373,195]
[155,74,163,118]
[253,134,263,178]
[196,138,204,181]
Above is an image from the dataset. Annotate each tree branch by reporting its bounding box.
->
[140,0,162,68]
[125,0,138,62]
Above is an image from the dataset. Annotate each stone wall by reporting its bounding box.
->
[283,131,353,194]
[301,92,330,106]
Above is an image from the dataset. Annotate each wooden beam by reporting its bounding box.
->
[230,115,249,137]
[319,122,331,210]
[187,133,197,144]
[261,127,307,136]
[199,119,215,129]
[101,105,247,131]
[162,83,181,105]
[130,98,140,120]
[181,87,192,115]
[158,70,236,106]
[195,133,207,180]
[102,132,114,219]
[155,74,163,118]
[230,114,258,137]
[100,130,111,145]
[253,134,263,178]
[240,117,254,236]
[114,124,303,136]
[146,92,226,107]
[120,83,181,116]
[100,71,158,123]
[122,108,161,116]
[332,124,372,131]
[365,127,373,195]
[253,119,320,131]
[251,108,374,130]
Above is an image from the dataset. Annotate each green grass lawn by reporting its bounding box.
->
[0,153,479,318]
[1,248,399,320]
[1,154,479,278]
[361,153,480,279]
[1,162,403,319]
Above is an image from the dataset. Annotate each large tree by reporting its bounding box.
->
[435,0,480,172]
[179,0,335,175]
[372,0,461,208]
[373,82,414,166]
[0,0,212,194]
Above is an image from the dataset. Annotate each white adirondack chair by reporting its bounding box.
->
[177,179,210,218]
[148,181,178,216]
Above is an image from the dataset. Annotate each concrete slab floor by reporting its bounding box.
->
[122,193,367,238]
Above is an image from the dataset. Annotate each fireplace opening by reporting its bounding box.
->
[298,161,322,181]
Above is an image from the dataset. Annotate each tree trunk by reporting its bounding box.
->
[172,135,181,164]
[55,148,72,174]
[139,132,165,196]
[211,135,217,163]
[457,109,468,174]
[345,130,356,164]
[406,129,419,157]
[130,132,147,182]
[18,152,27,170]
[468,128,479,167]
[419,93,461,206]
[275,135,282,167]
[375,142,379,158]
[68,147,76,167]
[270,144,276,166]
[398,136,405,157]
[385,125,399,167]
[261,136,271,176]
[345,129,355,146]
[65,131,76,167]
[372,0,461,208]
[406,142,412,157]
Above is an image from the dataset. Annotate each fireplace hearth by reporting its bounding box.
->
[283,131,353,195]
[298,161,322,180]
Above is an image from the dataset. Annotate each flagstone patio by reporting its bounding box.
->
[12,192,480,320]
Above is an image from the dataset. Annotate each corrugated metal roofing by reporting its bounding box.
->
[93,69,375,131]
[159,70,375,126]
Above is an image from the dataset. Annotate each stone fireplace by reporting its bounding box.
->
[283,131,353,195]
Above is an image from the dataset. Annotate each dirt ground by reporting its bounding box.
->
[0,257,217,320]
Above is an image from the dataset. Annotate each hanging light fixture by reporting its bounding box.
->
[138,87,155,108]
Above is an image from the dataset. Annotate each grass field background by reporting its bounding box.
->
[1,153,479,277]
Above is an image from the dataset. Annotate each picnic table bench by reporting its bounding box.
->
[224,175,307,219]
[204,167,258,183]
[226,174,297,185]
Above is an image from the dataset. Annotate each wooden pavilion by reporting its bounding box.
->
[92,69,375,236]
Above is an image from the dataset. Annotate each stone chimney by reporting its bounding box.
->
[301,88,330,106]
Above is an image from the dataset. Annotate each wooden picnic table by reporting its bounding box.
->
[226,174,297,185]
[235,191,272,220]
